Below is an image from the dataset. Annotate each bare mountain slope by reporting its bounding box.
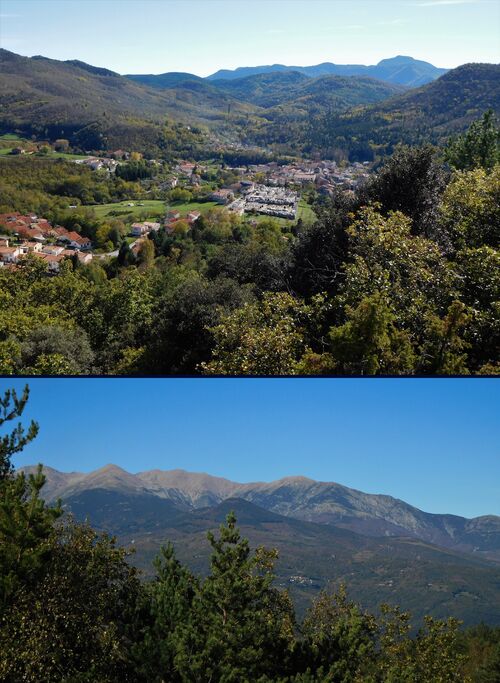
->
[20,465,500,560]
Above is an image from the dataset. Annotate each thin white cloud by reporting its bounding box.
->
[416,0,479,6]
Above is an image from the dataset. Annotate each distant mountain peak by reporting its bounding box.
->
[205,55,448,88]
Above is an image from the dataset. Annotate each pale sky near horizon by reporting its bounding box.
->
[6,378,500,519]
[1,0,499,76]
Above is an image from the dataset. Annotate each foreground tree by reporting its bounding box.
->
[445,110,500,172]
[201,292,312,375]
[173,511,295,682]
[328,292,416,375]
[360,145,449,244]
[0,386,146,682]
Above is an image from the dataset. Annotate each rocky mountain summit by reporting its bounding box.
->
[21,464,500,561]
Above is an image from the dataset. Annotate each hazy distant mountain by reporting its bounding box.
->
[126,71,204,88]
[206,55,448,88]
[21,464,500,561]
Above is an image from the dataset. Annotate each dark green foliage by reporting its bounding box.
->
[135,543,198,682]
[360,145,449,242]
[115,160,155,181]
[0,385,38,479]
[461,624,500,682]
[287,190,352,298]
[172,513,295,682]
[19,324,95,374]
[298,585,377,680]
[328,292,416,375]
[445,110,500,171]
[0,520,144,683]
[143,273,254,374]
[0,466,62,611]
[0,385,61,612]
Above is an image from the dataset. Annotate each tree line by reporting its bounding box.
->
[1,386,499,681]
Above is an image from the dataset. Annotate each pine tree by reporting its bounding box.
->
[0,385,61,611]
[445,110,500,172]
[174,511,295,682]
[0,385,38,480]
[136,542,198,682]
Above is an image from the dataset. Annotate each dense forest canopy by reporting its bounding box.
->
[1,386,499,681]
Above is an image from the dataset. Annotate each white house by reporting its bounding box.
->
[0,245,21,264]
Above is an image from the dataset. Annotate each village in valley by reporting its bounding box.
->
[0,140,373,274]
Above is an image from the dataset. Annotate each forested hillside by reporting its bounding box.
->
[303,63,500,158]
[0,49,246,152]
[1,49,497,158]
[18,463,500,626]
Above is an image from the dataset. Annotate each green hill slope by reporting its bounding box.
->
[0,49,255,151]
[304,63,500,157]
[57,490,500,624]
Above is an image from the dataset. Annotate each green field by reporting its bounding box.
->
[0,136,88,159]
[47,151,89,160]
[297,199,316,224]
[167,200,219,215]
[89,199,222,221]
[88,200,166,219]
[0,148,88,160]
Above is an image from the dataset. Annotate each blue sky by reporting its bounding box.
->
[1,0,499,76]
[5,378,500,519]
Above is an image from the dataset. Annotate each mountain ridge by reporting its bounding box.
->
[1,50,497,157]
[205,55,448,87]
[19,464,500,561]
[17,465,500,623]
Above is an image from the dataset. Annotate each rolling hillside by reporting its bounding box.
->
[1,50,497,158]
[0,49,254,151]
[306,62,500,155]
[211,72,405,111]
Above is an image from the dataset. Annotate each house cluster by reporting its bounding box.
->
[74,156,119,172]
[190,159,372,218]
[130,221,161,237]
[243,159,372,194]
[208,188,235,204]
[163,210,201,233]
[240,185,299,220]
[0,213,93,273]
